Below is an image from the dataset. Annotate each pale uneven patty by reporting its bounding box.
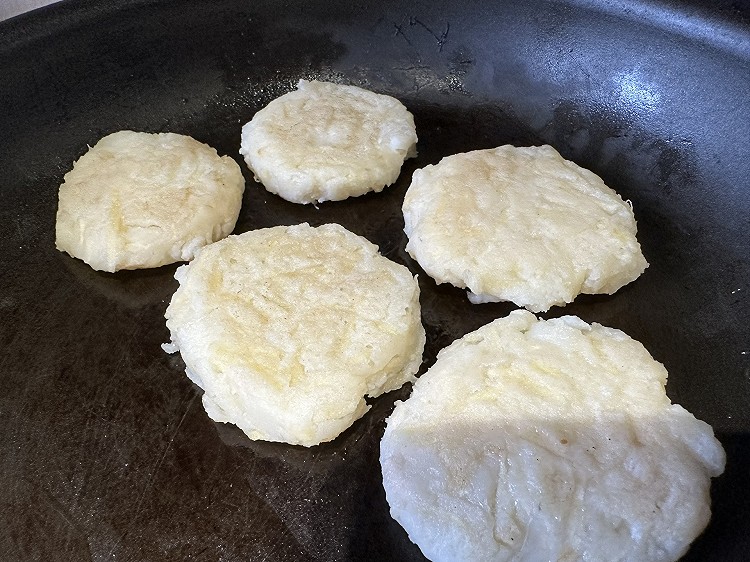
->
[381,311,725,562]
[239,80,417,204]
[55,130,245,272]
[402,145,649,312]
[164,223,425,447]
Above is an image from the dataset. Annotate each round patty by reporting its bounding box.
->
[380,310,725,561]
[240,80,417,204]
[55,130,245,272]
[402,145,648,312]
[164,223,425,447]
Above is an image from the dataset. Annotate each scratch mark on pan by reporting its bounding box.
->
[409,17,450,52]
[14,216,24,246]
[22,476,94,562]
[393,23,412,45]
[104,394,197,559]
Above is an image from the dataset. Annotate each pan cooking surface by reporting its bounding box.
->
[1,0,748,560]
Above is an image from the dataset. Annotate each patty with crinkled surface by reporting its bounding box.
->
[402,144,648,312]
[381,310,725,562]
[240,80,417,204]
[55,130,245,272]
[164,223,425,447]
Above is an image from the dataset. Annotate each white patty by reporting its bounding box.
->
[381,311,725,562]
[239,80,417,204]
[164,223,425,447]
[55,130,245,272]
[402,145,649,312]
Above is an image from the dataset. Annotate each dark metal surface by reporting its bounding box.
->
[1,0,749,560]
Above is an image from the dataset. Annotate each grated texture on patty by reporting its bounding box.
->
[240,80,417,204]
[55,130,245,272]
[381,310,725,562]
[164,223,425,447]
[402,145,648,312]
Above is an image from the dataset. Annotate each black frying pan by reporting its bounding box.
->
[1,0,748,560]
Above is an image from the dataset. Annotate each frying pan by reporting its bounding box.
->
[1,0,748,560]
